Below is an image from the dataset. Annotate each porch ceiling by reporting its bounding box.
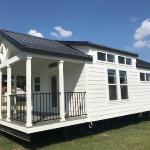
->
[2,57,56,75]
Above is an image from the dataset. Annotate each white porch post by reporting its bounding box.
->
[58,60,65,121]
[6,66,11,122]
[26,56,32,127]
[0,70,2,119]
[13,75,17,113]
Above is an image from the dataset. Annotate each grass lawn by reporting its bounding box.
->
[1,118,150,150]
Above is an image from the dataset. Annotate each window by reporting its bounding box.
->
[118,56,125,64]
[108,69,118,100]
[140,73,145,81]
[34,77,40,92]
[140,73,150,82]
[126,58,132,65]
[119,71,128,99]
[17,76,26,90]
[2,75,7,87]
[97,52,106,61]
[146,73,150,81]
[107,54,115,62]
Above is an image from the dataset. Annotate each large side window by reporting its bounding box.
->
[119,71,128,99]
[34,77,40,92]
[108,69,118,100]
[97,52,106,61]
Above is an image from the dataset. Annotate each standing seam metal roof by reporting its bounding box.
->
[0,29,92,61]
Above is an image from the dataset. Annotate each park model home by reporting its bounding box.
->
[0,29,150,140]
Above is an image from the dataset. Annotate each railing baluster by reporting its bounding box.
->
[64,92,86,119]
[7,92,86,125]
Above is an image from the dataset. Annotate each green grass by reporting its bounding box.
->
[1,120,150,150]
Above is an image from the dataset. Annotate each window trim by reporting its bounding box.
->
[107,69,118,101]
[118,56,125,64]
[97,52,133,67]
[107,53,115,63]
[140,72,150,82]
[126,58,132,65]
[107,69,130,102]
[97,52,106,61]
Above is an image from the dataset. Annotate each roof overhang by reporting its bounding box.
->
[60,41,139,57]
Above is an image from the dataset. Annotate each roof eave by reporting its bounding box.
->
[22,47,93,61]
[61,41,139,57]
[136,65,150,70]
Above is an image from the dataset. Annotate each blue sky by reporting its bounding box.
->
[0,0,150,61]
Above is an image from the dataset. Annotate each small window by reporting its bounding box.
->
[146,73,150,81]
[140,73,145,81]
[118,56,125,64]
[34,77,40,92]
[126,58,132,65]
[119,71,128,99]
[107,54,115,62]
[97,52,106,61]
[108,69,118,100]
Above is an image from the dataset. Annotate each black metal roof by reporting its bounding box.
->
[0,29,92,61]
[60,41,139,57]
[136,59,150,70]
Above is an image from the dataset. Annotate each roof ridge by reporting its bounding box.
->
[0,29,57,42]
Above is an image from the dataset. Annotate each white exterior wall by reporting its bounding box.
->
[82,47,150,122]
[31,61,86,113]
[1,38,150,133]
[32,61,86,93]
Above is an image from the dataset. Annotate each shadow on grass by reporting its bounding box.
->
[1,112,150,150]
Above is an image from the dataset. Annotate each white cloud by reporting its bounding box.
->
[28,29,44,38]
[134,19,150,40]
[134,19,150,48]
[134,40,150,48]
[51,26,73,38]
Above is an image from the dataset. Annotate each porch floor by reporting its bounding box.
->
[2,113,87,127]
[11,112,60,126]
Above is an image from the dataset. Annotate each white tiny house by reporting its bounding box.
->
[0,29,149,140]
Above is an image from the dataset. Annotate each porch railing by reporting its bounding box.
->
[1,96,7,118]
[10,94,26,123]
[8,91,86,125]
[9,92,60,124]
[32,92,60,123]
[65,92,86,118]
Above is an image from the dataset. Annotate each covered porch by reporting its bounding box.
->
[0,55,87,127]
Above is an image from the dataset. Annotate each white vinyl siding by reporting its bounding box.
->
[85,48,150,123]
